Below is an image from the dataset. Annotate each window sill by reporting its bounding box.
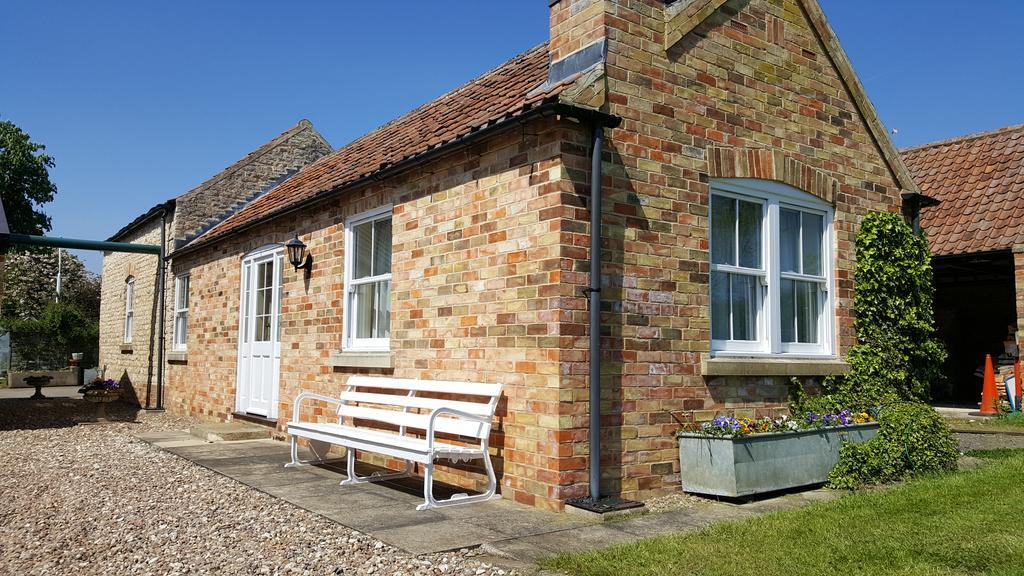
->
[329,351,393,369]
[167,351,188,363]
[701,354,849,377]
[120,344,133,354]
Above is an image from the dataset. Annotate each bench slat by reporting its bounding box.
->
[337,404,488,438]
[345,376,502,398]
[338,391,493,416]
[288,422,482,461]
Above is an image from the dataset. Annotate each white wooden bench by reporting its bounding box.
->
[285,376,502,511]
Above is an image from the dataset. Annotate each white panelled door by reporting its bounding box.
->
[236,247,283,418]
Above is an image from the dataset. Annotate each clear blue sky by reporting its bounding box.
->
[3,1,1022,273]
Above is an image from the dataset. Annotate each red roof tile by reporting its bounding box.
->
[188,43,565,248]
[903,124,1024,256]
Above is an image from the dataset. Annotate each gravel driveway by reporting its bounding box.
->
[0,399,514,576]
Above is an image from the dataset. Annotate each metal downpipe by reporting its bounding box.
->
[155,207,167,410]
[588,122,604,502]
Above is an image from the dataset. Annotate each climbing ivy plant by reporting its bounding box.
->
[842,210,946,403]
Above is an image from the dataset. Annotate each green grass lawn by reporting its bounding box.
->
[946,412,1024,434]
[543,452,1024,576]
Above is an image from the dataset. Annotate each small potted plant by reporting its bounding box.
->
[79,377,121,422]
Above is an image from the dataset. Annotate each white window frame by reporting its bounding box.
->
[173,273,190,351]
[342,205,393,351]
[124,277,135,344]
[710,179,835,358]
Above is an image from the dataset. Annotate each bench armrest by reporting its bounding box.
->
[291,391,343,424]
[426,407,491,452]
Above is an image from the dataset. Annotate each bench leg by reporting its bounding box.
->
[416,452,498,511]
[284,436,302,468]
[284,438,333,468]
[339,448,414,486]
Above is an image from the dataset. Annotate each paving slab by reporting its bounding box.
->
[190,421,271,442]
[372,519,508,555]
[137,432,587,555]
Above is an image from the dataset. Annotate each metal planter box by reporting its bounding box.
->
[677,423,879,497]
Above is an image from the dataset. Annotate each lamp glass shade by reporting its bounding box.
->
[286,235,307,269]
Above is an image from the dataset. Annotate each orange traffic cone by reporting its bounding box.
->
[1015,359,1022,410]
[981,354,999,415]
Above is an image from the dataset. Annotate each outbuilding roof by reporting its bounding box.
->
[182,43,578,251]
[903,124,1024,256]
[109,120,329,242]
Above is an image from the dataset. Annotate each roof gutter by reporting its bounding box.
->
[170,101,621,259]
[109,199,176,243]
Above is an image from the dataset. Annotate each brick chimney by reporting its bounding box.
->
[548,0,607,62]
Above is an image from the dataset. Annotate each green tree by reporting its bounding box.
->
[0,120,57,235]
[0,250,100,322]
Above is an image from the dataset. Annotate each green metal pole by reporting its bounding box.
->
[4,233,161,254]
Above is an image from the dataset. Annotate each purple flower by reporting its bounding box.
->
[838,409,853,425]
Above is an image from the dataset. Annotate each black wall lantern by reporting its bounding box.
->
[286,234,312,274]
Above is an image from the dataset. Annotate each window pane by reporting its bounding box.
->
[796,281,819,344]
[261,287,273,316]
[710,196,736,266]
[802,213,824,277]
[352,283,376,339]
[737,200,762,269]
[353,221,373,279]
[711,271,729,340]
[261,260,273,288]
[376,280,391,339]
[242,264,250,343]
[780,209,800,273]
[780,278,796,343]
[373,218,392,276]
[261,315,272,342]
[175,313,188,348]
[730,274,758,341]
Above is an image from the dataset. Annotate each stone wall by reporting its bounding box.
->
[99,121,332,407]
[98,214,171,406]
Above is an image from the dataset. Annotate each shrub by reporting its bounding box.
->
[844,211,946,403]
[1,300,99,370]
[827,402,959,489]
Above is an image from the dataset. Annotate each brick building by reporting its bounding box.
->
[99,120,331,405]
[903,124,1024,405]
[102,0,921,510]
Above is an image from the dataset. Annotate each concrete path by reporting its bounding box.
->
[483,489,840,566]
[138,431,844,567]
[0,385,81,399]
[138,431,591,555]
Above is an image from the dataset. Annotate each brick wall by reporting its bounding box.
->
[548,0,905,501]
[165,117,574,509]
[139,0,907,511]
